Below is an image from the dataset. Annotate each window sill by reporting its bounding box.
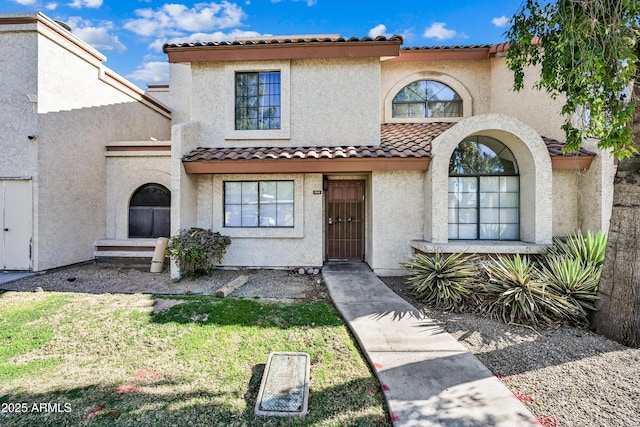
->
[411,240,548,255]
[225,128,290,140]
[222,227,303,239]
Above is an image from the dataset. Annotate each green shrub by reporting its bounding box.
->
[481,255,572,326]
[404,251,478,311]
[539,230,605,324]
[168,228,231,277]
[544,230,607,274]
[539,256,600,325]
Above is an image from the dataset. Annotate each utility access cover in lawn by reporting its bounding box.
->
[255,352,310,417]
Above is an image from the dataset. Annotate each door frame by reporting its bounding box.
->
[324,179,366,261]
[1,178,33,270]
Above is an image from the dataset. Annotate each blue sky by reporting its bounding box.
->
[4,0,525,88]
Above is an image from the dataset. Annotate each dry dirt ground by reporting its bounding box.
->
[2,262,639,426]
[1,261,328,303]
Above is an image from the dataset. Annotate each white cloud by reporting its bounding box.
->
[67,17,126,53]
[368,24,390,39]
[150,29,265,51]
[271,0,316,5]
[13,0,37,5]
[67,0,103,8]
[127,61,170,84]
[423,22,459,41]
[492,16,510,27]
[45,2,58,10]
[124,2,246,37]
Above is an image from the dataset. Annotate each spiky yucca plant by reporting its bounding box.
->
[482,255,572,326]
[404,251,478,311]
[539,256,600,325]
[544,230,607,273]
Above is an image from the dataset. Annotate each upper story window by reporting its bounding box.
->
[235,71,281,130]
[392,80,462,119]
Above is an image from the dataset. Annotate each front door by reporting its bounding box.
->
[326,180,365,260]
[1,180,32,270]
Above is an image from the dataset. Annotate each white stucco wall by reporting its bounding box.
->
[105,152,171,240]
[171,121,200,235]
[577,140,617,234]
[368,170,425,276]
[194,173,324,268]
[552,170,579,236]
[36,36,135,114]
[169,63,192,124]
[188,57,381,148]
[0,31,39,178]
[490,59,566,142]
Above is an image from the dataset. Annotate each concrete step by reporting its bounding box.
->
[94,239,161,260]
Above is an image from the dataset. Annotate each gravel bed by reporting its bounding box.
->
[0,261,328,302]
[381,276,640,427]
[3,262,638,426]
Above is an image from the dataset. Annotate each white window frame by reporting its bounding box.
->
[211,174,305,239]
[223,180,294,228]
[384,72,472,123]
[225,61,291,140]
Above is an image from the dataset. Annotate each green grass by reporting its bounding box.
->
[0,294,70,382]
[0,292,388,427]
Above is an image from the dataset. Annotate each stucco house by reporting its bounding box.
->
[0,12,171,271]
[1,12,615,276]
[162,35,615,276]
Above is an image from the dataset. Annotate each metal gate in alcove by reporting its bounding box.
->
[325,180,365,261]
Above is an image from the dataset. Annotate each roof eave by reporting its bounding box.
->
[183,157,430,174]
[164,40,402,62]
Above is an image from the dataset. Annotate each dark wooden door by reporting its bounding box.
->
[326,181,365,260]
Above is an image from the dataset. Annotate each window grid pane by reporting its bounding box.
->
[448,176,519,240]
[236,72,281,130]
[393,80,462,118]
[224,181,294,228]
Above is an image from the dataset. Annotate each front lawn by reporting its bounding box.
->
[0,292,388,426]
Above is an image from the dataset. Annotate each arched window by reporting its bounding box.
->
[128,184,171,238]
[392,80,462,118]
[448,136,519,240]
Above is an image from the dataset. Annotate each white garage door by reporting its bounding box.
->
[1,180,32,270]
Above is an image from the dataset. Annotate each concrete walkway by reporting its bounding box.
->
[0,271,35,286]
[322,262,538,427]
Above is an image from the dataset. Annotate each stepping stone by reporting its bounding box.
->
[255,352,310,417]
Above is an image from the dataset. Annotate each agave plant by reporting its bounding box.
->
[539,255,600,325]
[404,251,478,311]
[544,230,607,273]
[481,254,572,326]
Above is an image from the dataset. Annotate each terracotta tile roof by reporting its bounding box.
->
[543,137,596,156]
[183,123,595,163]
[380,122,454,156]
[163,35,403,52]
[402,45,493,51]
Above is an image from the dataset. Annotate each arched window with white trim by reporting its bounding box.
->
[392,80,462,118]
[448,136,519,240]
